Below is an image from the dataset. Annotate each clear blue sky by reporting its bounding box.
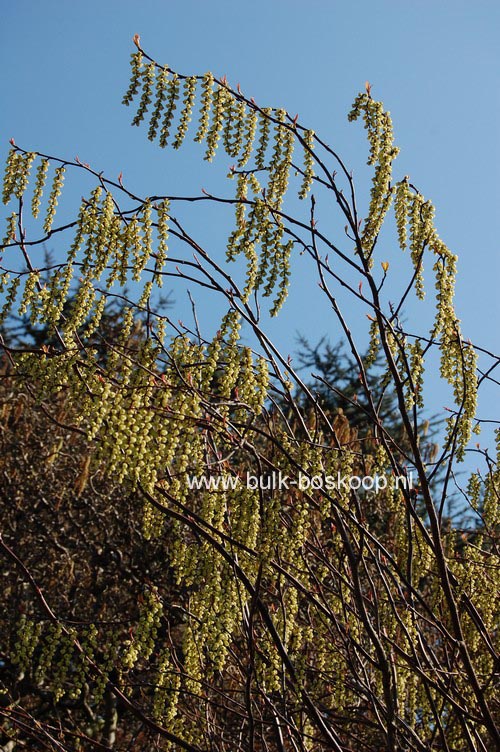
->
[2,1,499,465]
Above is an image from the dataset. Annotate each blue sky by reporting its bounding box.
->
[2,1,499,467]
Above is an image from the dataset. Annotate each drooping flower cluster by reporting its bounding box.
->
[348,94,478,460]
[121,52,318,313]
[348,93,399,255]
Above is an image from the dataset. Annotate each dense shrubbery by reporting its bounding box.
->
[0,38,498,751]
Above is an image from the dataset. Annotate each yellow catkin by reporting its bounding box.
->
[43,165,65,234]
